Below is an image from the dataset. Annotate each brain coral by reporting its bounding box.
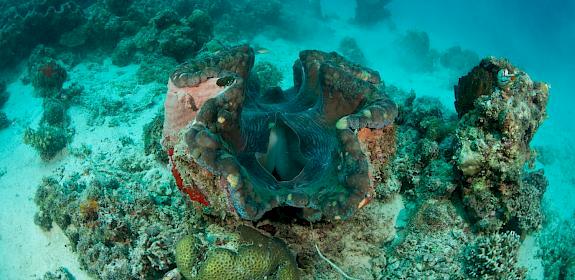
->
[163,45,397,221]
[176,225,299,280]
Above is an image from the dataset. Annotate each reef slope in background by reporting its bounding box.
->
[0,0,573,280]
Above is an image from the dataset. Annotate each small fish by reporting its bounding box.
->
[216,76,235,87]
[255,47,271,54]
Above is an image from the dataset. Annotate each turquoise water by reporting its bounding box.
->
[0,0,574,279]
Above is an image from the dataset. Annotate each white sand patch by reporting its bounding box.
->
[0,76,92,279]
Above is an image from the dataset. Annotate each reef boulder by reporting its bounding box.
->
[454,57,549,232]
[162,45,397,221]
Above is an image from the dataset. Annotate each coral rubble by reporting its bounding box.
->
[34,142,199,279]
[163,45,398,221]
[382,199,470,279]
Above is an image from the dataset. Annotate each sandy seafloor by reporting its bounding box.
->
[0,1,574,279]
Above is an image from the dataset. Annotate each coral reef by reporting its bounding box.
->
[114,8,213,64]
[175,225,300,279]
[379,86,458,201]
[465,231,526,279]
[252,61,284,93]
[0,0,85,68]
[34,141,200,279]
[211,0,321,41]
[104,0,133,16]
[339,36,367,65]
[353,0,392,26]
[538,213,575,279]
[454,57,549,232]
[164,45,397,221]
[217,0,282,39]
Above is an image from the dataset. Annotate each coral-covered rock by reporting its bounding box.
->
[41,98,68,126]
[381,88,457,201]
[28,46,68,97]
[110,8,213,65]
[454,57,549,233]
[23,125,72,161]
[163,45,397,221]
